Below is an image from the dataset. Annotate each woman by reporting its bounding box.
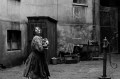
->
[23,27,50,79]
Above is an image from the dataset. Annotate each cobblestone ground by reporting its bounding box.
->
[0,53,120,79]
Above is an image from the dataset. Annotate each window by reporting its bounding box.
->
[10,0,20,2]
[7,30,21,51]
[72,0,87,23]
[73,0,87,4]
[73,5,86,23]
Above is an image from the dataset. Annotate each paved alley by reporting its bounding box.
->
[0,53,120,79]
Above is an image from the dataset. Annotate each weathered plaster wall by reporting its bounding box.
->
[0,21,4,63]
[0,0,93,23]
[0,0,27,66]
[56,0,94,53]
[0,0,95,65]
[0,20,27,67]
[57,24,93,52]
[0,0,20,21]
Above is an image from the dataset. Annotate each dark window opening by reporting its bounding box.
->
[11,0,20,2]
[73,0,77,3]
[73,0,87,4]
[7,30,21,51]
[17,0,20,1]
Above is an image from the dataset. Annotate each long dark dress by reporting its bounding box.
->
[23,36,50,79]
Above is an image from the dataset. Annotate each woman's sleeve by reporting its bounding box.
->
[31,36,43,52]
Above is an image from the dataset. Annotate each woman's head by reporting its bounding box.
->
[34,27,42,35]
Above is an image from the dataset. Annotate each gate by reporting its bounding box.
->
[100,6,118,53]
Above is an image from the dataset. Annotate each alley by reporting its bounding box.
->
[0,53,120,79]
[0,0,119,79]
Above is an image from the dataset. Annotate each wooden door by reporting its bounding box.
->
[27,17,57,63]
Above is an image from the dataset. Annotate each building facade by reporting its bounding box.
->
[1,0,118,67]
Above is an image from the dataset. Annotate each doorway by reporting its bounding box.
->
[100,0,119,53]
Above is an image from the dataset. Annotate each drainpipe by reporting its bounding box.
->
[93,0,95,27]
[92,0,96,40]
[93,0,101,54]
[57,0,58,20]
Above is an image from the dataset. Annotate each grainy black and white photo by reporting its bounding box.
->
[0,0,119,79]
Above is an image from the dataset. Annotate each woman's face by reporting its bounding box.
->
[35,27,41,35]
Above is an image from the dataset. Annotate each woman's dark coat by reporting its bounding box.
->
[23,36,50,79]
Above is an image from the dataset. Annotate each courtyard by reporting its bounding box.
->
[0,53,120,79]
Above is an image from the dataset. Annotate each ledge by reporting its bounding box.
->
[72,3,88,7]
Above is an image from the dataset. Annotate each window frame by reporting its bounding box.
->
[72,5,87,23]
[7,30,21,51]
[73,0,88,6]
